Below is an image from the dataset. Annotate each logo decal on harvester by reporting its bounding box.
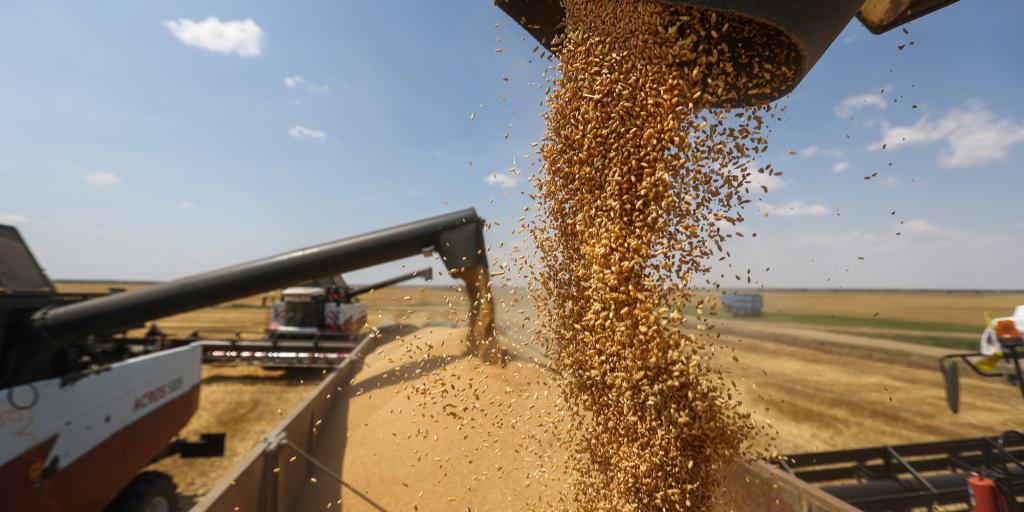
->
[132,376,184,412]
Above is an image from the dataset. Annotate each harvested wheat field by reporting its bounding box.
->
[318,316,1023,511]
[51,282,1024,509]
[717,332,1024,455]
[332,324,1023,510]
[756,290,1024,328]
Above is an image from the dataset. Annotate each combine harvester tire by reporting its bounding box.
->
[106,471,177,512]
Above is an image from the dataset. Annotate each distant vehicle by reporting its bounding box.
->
[721,292,763,317]
[267,268,432,341]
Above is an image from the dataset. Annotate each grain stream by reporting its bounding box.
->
[527,1,797,510]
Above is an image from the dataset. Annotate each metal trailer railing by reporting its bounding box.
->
[779,432,1024,511]
[189,325,405,512]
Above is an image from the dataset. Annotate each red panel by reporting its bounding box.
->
[0,435,57,511]
[1,385,199,512]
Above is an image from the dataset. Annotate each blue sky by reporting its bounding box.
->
[0,1,1021,289]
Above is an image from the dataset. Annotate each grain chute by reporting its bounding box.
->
[497,0,961,106]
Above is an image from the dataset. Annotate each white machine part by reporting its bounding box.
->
[0,345,202,511]
[979,305,1024,356]
[269,287,368,337]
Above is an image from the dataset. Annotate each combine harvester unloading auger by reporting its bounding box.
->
[0,209,496,512]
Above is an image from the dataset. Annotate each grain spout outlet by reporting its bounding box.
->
[497,0,959,107]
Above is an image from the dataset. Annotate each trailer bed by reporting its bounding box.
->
[190,325,856,512]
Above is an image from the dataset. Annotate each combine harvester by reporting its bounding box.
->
[0,209,492,511]
[202,267,433,367]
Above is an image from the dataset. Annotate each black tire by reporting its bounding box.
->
[106,471,177,512]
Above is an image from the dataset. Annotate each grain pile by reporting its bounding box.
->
[527,0,798,509]
[339,327,566,511]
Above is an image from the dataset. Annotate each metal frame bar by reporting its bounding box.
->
[279,440,387,512]
[940,345,1024,400]
[781,432,1024,510]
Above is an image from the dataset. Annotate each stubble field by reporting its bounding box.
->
[55,282,1024,507]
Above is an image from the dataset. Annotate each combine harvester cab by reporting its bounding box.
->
[205,268,434,368]
[269,286,368,340]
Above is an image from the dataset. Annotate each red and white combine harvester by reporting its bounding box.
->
[202,268,432,367]
[0,209,490,511]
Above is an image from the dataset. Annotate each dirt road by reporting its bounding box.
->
[716,318,955,361]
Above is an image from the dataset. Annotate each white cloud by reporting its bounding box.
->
[485,171,519,188]
[0,213,28,224]
[745,169,785,194]
[178,201,197,210]
[789,229,880,247]
[835,93,888,119]
[284,75,329,93]
[84,171,122,187]
[901,219,957,238]
[799,146,843,158]
[760,201,830,218]
[881,176,899,189]
[162,17,266,58]
[870,101,1024,168]
[288,125,326,140]
[832,161,850,173]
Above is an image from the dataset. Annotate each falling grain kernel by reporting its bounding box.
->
[527,0,796,509]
